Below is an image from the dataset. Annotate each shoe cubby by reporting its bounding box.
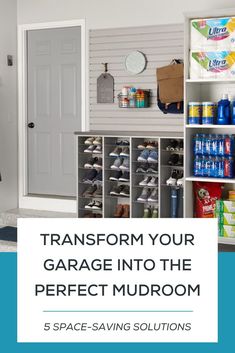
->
[159,138,184,218]
[76,132,183,219]
[104,137,130,218]
[132,138,159,218]
[77,135,104,218]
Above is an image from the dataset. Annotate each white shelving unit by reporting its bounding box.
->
[184,9,235,245]
[75,131,184,219]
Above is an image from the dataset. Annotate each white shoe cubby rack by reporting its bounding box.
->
[75,131,184,219]
[184,9,235,245]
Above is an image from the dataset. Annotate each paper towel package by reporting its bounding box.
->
[190,51,235,79]
[191,17,235,51]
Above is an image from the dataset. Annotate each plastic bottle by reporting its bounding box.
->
[232,100,235,125]
[194,155,201,176]
[170,188,178,218]
[217,94,231,125]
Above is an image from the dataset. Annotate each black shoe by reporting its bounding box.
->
[166,140,179,151]
[119,185,130,197]
[84,157,98,169]
[109,170,122,181]
[179,140,184,151]
[93,170,102,184]
[119,171,130,182]
[110,185,123,196]
[176,155,183,166]
[82,185,97,197]
[147,164,158,174]
[93,157,102,169]
[168,154,179,166]
[136,163,149,173]
[82,169,97,184]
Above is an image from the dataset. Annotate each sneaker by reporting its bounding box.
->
[147,150,158,163]
[137,187,150,202]
[176,155,183,166]
[93,158,102,169]
[84,157,98,169]
[176,171,184,186]
[92,201,102,210]
[148,177,157,186]
[109,147,122,157]
[119,171,130,182]
[146,141,158,150]
[137,149,149,162]
[93,145,102,154]
[147,164,158,174]
[148,188,158,202]
[82,169,97,184]
[120,147,130,157]
[110,185,123,196]
[119,158,129,170]
[93,185,102,197]
[82,185,97,197]
[139,176,151,186]
[84,145,96,153]
[84,137,95,145]
[136,163,148,173]
[137,141,148,150]
[111,157,123,170]
[109,170,122,181]
[93,170,102,184]
[143,206,151,218]
[119,185,130,197]
[179,140,184,151]
[166,140,179,151]
[93,136,102,145]
[85,201,95,209]
[168,154,179,166]
[152,207,158,218]
[116,139,129,146]
[166,170,178,186]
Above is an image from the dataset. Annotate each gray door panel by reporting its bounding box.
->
[27,27,81,197]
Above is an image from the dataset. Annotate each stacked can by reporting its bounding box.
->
[188,101,216,125]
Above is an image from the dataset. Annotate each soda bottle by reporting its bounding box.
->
[218,157,224,178]
[211,134,218,156]
[194,155,201,176]
[218,134,225,156]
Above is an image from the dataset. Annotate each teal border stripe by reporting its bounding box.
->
[0,253,234,353]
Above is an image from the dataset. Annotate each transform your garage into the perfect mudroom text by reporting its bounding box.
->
[34,232,200,298]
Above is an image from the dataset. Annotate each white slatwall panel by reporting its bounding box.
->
[89,24,184,132]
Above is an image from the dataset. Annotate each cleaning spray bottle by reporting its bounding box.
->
[217,94,230,125]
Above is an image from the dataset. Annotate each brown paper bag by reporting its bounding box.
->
[156,62,184,104]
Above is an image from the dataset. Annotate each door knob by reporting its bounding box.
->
[28,122,35,128]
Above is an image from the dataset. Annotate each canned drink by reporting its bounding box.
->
[188,102,201,124]
[202,102,215,125]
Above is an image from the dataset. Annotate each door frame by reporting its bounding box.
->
[18,19,87,212]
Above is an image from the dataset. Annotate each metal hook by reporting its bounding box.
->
[102,63,108,73]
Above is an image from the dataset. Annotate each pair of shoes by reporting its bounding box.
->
[85,200,102,210]
[114,204,129,218]
[84,213,102,218]
[137,141,158,150]
[137,187,158,202]
[82,185,102,198]
[168,154,183,166]
[136,163,158,174]
[84,157,102,169]
[82,170,102,184]
[166,170,184,186]
[84,136,102,145]
[143,206,158,218]
[110,185,129,197]
[166,139,183,151]
[84,144,102,154]
[116,139,129,146]
[109,146,129,157]
[137,149,158,163]
[109,171,129,181]
[139,176,157,186]
[111,157,129,170]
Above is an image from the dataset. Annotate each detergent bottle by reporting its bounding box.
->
[217,94,230,125]
[231,98,235,125]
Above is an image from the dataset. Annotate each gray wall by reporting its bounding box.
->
[0,0,17,212]
[89,24,183,132]
[18,0,235,27]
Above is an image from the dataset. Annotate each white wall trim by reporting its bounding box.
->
[17,19,86,213]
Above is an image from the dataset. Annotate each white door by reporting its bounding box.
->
[27,27,81,197]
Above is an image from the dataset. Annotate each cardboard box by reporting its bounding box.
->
[216,200,235,214]
[218,224,235,238]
